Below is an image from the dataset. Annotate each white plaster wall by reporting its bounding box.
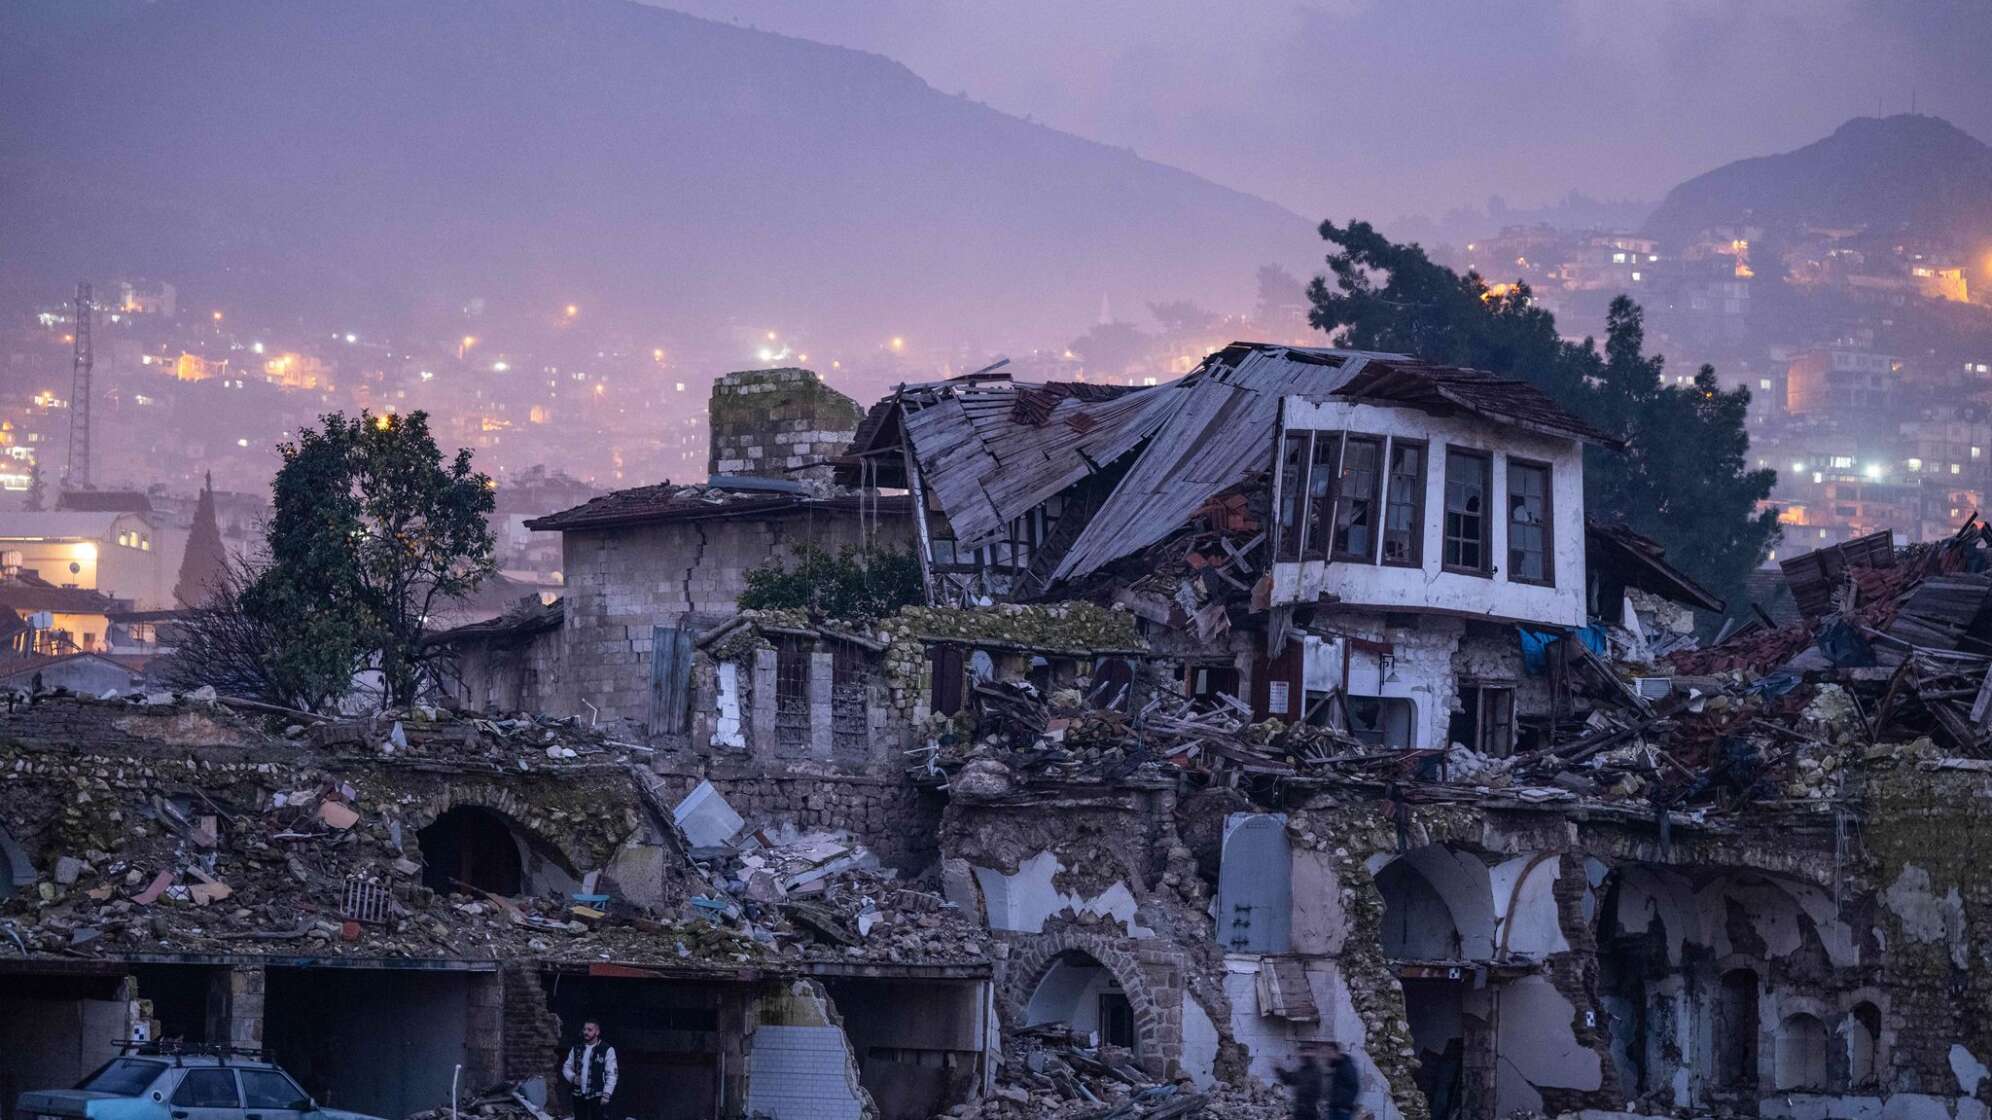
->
[1271,398,1587,627]
[1496,975,1602,1115]
[971,850,1153,936]
[1181,995,1221,1088]
[1301,614,1465,751]
[1491,855,1569,958]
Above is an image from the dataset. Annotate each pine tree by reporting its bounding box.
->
[23,464,45,512]
[1307,220,1779,616]
[174,472,229,607]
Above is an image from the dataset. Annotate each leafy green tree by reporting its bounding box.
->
[1307,220,1778,616]
[245,411,495,707]
[738,545,923,621]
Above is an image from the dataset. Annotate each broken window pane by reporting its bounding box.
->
[1443,449,1490,572]
[1275,431,1312,562]
[1382,440,1425,565]
[1507,460,1551,583]
[1305,431,1341,561]
[1333,435,1382,561]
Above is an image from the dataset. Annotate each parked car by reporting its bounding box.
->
[17,1052,386,1120]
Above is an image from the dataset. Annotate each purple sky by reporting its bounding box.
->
[654,0,1992,222]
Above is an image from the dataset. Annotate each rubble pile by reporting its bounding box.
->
[0,696,988,968]
[941,1027,1285,1119]
[680,793,990,964]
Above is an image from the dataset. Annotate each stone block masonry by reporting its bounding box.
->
[707,367,863,482]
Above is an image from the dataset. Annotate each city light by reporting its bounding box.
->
[652,348,665,361]
[459,335,477,358]
[1791,462,1805,473]
[344,332,357,344]
[492,361,510,372]
[889,336,905,351]
[1863,464,1883,480]
[212,310,223,322]
[375,415,392,431]
[565,304,579,318]
[252,342,265,354]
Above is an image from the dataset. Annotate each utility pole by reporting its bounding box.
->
[66,281,93,490]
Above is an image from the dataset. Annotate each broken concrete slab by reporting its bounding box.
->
[317,800,361,830]
[53,854,86,885]
[673,779,744,848]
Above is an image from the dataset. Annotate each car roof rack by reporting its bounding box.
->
[117,1039,265,1066]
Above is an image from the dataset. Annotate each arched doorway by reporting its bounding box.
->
[1775,1013,1828,1091]
[419,805,525,896]
[1024,950,1139,1055]
[1716,968,1761,1092]
[1373,847,1497,1120]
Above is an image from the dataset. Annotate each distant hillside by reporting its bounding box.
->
[1644,115,1992,246]
[0,0,1309,343]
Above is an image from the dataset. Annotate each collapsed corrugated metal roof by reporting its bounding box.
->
[854,343,1624,587]
[1049,344,1408,582]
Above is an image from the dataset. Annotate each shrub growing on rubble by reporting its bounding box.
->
[244,410,495,708]
[738,544,923,620]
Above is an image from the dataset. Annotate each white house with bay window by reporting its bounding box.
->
[1260,358,1623,756]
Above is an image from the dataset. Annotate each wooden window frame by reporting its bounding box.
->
[1505,456,1555,587]
[1275,430,1314,563]
[1442,447,1493,576]
[1330,434,1384,563]
[1304,431,1342,562]
[1381,437,1427,568]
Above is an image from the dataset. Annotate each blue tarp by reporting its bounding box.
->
[1519,625,1606,674]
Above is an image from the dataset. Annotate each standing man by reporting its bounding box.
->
[561,1020,618,1120]
[1325,1041,1362,1120]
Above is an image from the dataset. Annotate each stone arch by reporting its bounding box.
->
[1715,965,1762,1092]
[409,792,581,899]
[1372,845,1496,961]
[1003,930,1170,1071]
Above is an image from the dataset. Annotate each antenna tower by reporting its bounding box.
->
[66,282,93,489]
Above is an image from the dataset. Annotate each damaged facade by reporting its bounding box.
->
[18,346,1992,1120]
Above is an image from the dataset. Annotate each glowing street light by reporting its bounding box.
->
[459,335,477,359]
[889,336,905,352]
[564,304,579,318]
[211,310,224,323]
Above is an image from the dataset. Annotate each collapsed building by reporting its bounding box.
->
[15,348,1992,1120]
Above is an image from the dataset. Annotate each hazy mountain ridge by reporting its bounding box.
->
[1643,114,1992,246]
[0,0,1310,341]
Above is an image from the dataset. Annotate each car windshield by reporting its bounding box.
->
[75,1059,167,1096]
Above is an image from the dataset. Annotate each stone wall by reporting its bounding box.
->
[555,510,898,730]
[707,367,863,482]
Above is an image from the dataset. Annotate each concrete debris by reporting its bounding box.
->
[944,1027,1284,1119]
